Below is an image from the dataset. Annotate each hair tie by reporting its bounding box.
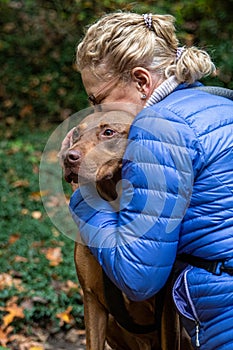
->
[176,47,185,62]
[143,13,153,30]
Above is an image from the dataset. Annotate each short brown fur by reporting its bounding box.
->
[61,110,192,350]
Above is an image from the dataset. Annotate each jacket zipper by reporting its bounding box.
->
[184,268,201,348]
[195,322,200,347]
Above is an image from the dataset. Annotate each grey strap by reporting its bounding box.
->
[193,86,233,100]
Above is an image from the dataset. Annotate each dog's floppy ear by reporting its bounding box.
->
[58,127,76,163]
[113,122,132,135]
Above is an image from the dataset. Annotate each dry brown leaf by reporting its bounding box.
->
[45,195,60,208]
[8,233,21,244]
[6,295,18,307]
[3,301,25,329]
[31,296,47,304]
[66,280,80,290]
[19,104,33,118]
[30,190,49,201]
[5,116,15,125]
[14,256,28,263]
[20,299,34,310]
[21,208,29,215]
[65,328,80,343]
[44,247,63,266]
[12,179,29,188]
[9,333,45,350]
[30,328,49,343]
[31,241,44,248]
[0,273,23,291]
[45,150,59,163]
[51,227,60,237]
[0,273,13,290]
[53,280,77,295]
[0,325,13,346]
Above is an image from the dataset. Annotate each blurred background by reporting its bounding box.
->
[1,0,232,126]
[0,0,232,349]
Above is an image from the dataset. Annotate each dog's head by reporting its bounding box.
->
[60,110,134,185]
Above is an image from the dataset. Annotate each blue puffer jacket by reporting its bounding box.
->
[70,85,233,349]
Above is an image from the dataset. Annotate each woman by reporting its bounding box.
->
[68,12,233,349]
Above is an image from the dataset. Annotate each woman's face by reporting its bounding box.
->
[81,67,148,110]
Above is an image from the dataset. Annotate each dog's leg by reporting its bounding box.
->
[83,289,108,350]
[74,243,109,350]
[160,282,192,350]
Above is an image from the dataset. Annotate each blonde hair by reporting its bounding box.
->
[76,12,216,84]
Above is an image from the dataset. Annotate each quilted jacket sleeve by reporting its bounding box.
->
[69,106,194,301]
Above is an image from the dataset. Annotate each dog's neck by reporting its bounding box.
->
[96,170,122,204]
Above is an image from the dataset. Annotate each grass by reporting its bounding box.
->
[0,120,84,349]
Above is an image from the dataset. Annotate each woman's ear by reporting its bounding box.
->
[131,67,152,95]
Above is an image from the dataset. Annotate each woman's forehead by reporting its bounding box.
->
[81,68,102,93]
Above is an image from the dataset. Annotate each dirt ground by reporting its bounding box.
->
[46,330,112,350]
[46,331,86,350]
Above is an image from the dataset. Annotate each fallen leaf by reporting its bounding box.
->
[44,247,63,266]
[9,333,45,350]
[5,116,16,125]
[19,104,33,118]
[0,273,13,290]
[14,256,28,263]
[0,273,23,291]
[8,233,20,244]
[45,150,58,163]
[41,84,50,93]
[59,280,80,295]
[21,208,29,215]
[6,295,19,306]
[31,241,44,248]
[30,328,48,342]
[0,327,9,347]
[31,211,42,220]
[45,195,60,208]
[30,190,49,201]
[20,299,34,310]
[3,302,25,329]
[51,227,60,237]
[33,164,39,174]
[65,328,80,343]
[31,296,47,304]
[56,306,74,325]
[66,280,80,290]
[3,99,13,108]
[12,179,29,188]
[0,325,13,347]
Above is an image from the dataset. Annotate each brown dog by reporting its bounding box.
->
[60,110,192,350]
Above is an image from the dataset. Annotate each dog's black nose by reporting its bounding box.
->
[66,149,81,164]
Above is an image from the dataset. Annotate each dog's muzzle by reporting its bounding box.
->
[62,149,82,183]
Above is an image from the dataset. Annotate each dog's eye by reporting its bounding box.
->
[103,129,115,137]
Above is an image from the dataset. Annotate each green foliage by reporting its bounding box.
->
[0,0,87,122]
[172,0,233,88]
[0,122,84,337]
[0,0,232,125]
